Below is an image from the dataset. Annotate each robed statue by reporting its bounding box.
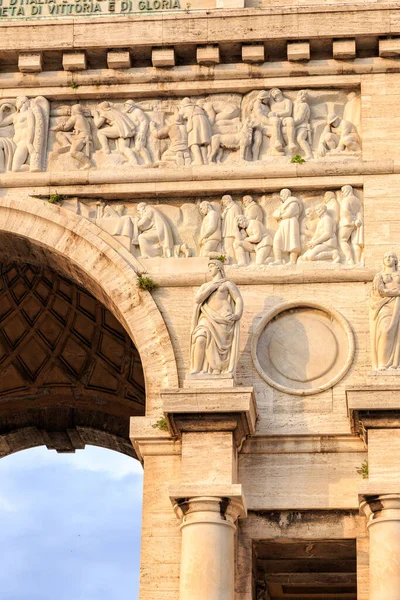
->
[189,259,243,375]
[370,251,400,370]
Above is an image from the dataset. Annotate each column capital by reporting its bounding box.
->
[360,493,400,528]
[170,483,247,524]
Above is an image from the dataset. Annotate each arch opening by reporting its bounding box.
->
[0,259,145,459]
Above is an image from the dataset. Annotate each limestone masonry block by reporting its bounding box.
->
[333,39,356,60]
[18,52,43,73]
[287,41,310,62]
[62,52,87,71]
[197,45,220,65]
[107,50,131,69]
[152,47,175,67]
[241,44,265,63]
[379,38,400,57]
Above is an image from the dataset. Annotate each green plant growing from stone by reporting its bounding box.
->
[136,275,159,292]
[48,193,67,204]
[152,416,169,431]
[185,1,191,11]
[216,255,226,263]
[70,82,79,89]
[356,459,369,479]
[290,154,306,164]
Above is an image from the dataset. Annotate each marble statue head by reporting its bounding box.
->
[341,185,353,197]
[297,89,308,102]
[305,207,315,219]
[327,112,341,126]
[324,191,336,203]
[280,188,291,201]
[71,104,83,115]
[98,101,111,111]
[242,195,253,207]
[383,251,398,270]
[137,202,147,216]
[257,90,270,104]
[16,96,29,111]
[199,200,212,216]
[315,203,327,218]
[270,88,283,101]
[208,259,225,278]
[236,215,249,229]
[181,97,192,108]
[221,194,233,208]
[124,99,136,112]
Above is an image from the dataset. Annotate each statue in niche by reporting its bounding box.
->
[198,201,222,257]
[151,113,191,166]
[299,204,340,263]
[271,189,303,265]
[233,215,273,266]
[338,185,364,265]
[92,101,138,165]
[189,259,243,376]
[370,251,400,370]
[51,104,93,170]
[179,97,212,166]
[0,95,49,172]
[300,206,318,253]
[243,195,264,222]
[221,195,243,263]
[123,100,153,166]
[317,112,361,157]
[134,202,174,258]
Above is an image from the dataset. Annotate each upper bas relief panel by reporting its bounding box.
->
[0,89,361,174]
[65,185,364,271]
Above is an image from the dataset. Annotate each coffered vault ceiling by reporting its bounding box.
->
[0,262,145,458]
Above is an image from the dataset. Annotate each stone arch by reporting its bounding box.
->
[0,195,178,416]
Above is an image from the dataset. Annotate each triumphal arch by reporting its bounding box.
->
[2,0,400,598]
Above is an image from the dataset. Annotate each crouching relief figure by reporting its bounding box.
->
[189,259,243,376]
[370,252,400,371]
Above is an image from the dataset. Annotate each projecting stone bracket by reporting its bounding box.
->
[161,386,257,450]
[347,387,400,446]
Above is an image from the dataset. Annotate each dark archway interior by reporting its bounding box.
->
[0,261,145,459]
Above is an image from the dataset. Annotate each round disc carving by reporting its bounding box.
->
[252,302,354,396]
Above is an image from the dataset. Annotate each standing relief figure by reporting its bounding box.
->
[271,189,303,265]
[198,201,222,257]
[92,101,137,165]
[123,100,153,166]
[338,185,364,265]
[221,195,243,263]
[370,252,400,370]
[179,97,212,166]
[51,104,93,170]
[189,259,243,376]
[243,195,264,222]
[0,95,49,172]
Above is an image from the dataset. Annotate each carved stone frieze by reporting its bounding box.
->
[65,185,364,269]
[0,88,361,174]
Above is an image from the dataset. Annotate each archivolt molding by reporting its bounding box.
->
[0,196,179,407]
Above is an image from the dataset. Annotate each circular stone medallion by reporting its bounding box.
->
[252,301,354,396]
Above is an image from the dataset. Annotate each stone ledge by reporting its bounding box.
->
[161,387,257,448]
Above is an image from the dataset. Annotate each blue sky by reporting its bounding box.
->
[0,445,143,600]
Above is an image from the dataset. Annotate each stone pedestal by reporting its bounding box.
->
[361,494,400,600]
[171,488,246,600]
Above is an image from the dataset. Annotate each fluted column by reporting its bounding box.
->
[361,494,400,600]
[174,495,245,600]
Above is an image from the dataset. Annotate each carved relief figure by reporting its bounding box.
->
[243,195,264,222]
[0,95,49,172]
[134,202,174,258]
[317,112,361,157]
[221,195,243,262]
[189,259,243,375]
[271,189,303,265]
[151,113,191,166]
[324,190,340,227]
[233,215,273,266]
[179,97,212,166]
[51,104,93,170]
[250,90,271,160]
[268,87,297,155]
[299,204,340,263]
[338,185,364,265]
[370,252,400,370]
[198,201,222,257]
[292,90,312,160]
[92,101,137,165]
[123,100,153,165]
[300,207,318,253]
